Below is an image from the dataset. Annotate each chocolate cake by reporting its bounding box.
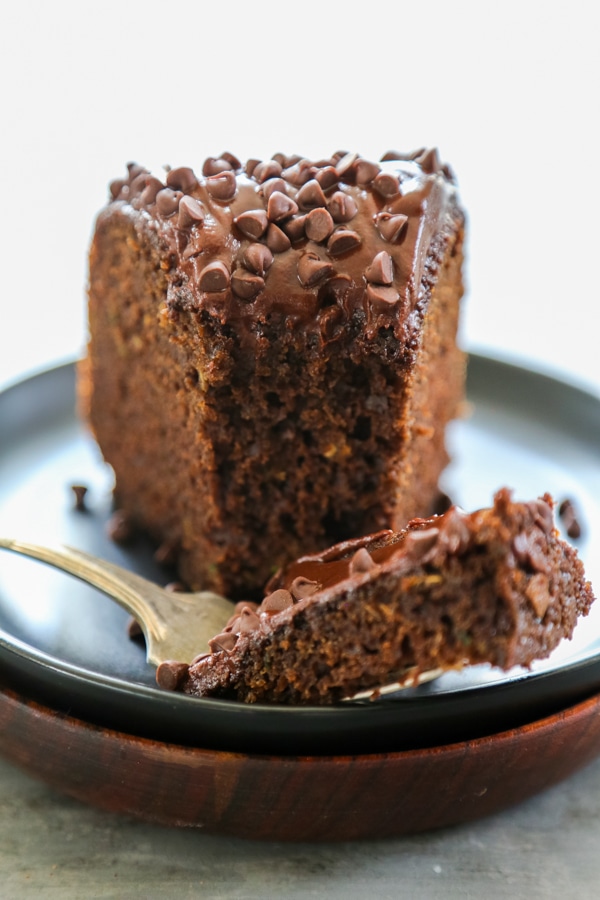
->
[169,491,595,704]
[81,148,466,599]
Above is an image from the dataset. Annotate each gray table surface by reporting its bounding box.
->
[2,751,600,900]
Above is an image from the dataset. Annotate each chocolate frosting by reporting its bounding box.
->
[105,150,462,345]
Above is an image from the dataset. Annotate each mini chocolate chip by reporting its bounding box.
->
[289,576,321,601]
[127,616,144,640]
[381,148,425,161]
[374,212,408,243]
[178,196,205,229]
[202,157,233,176]
[327,229,361,257]
[315,166,339,191]
[335,151,358,178]
[261,589,295,613]
[166,166,198,192]
[140,176,165,206]
[253,159,283,183]
[296,179,328,210]
[245,158,261,177]
[127,162,147,180]
[355,159,381,185]
[403,527,440,563]
[231,268,265,299]
[156,188,182,217]
[417,147,441,174]
[305,207,334,242]
[243,242,273,276]
[129,172,151,196]
[328,191,358,223]
[365,250,394,285]
[220,151,242,170]
[297,251,335,287]
[320,273,352,304]
[236,606,261,633]
[558,498,582,539]
[265,222,292,253]
[109,178,126,199]
[282,160,316,186]
[366,284,400,305]
[349,547,377,574]
[282,214,307,243]
[198,260,231,291]
[372,172,400,198]
[209,632,237,653]
[106,509,134,544]
[234,209,269,240]
[70,484,88,512]
[156,660,189,691]
[206,170,237,201]
[262,178,288,201]
[267,190,299,222]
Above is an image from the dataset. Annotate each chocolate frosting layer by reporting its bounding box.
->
[105,149,463,344]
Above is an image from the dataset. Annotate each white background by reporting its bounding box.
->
[0,0,598,396]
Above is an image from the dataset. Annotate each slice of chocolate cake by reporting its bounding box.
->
[81,149,466,599]
[171,490,595,704]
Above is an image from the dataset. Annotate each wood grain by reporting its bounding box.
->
[2,685,600,841]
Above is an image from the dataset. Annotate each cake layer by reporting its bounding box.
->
[176,490,595,704]
[82,149,466,598]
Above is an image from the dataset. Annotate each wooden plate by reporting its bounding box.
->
[2,683,600,841]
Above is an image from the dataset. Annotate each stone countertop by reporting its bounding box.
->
[2,750,600,899]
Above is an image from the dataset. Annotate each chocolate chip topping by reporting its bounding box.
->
[267,190,299,222]
[140,177,164,206]
[365,251,394,285]
[297,252,335,287]
[178,196,205,229]
[305,207,334,242]
[209,632,237,653]
[374,212,409,243]
[289,576,321,601]
[372,172,401,198]
[156,660,189,690]
[253,159,283,183]
[234,209,269,240]
[416,147,441,174]
[206,170,237,201]
[242,242,274,276]
[349,547,377,574]
[166,166,198,193]
[355,159,381,185]
[261,589,295,612]
[116,149,460,340]
[328,191,358,223]
[558,498,582,539]
[296,179,328,210]
[265,223,292,253]
[70,484,88,512]
[366,284,400,306]
[198,261,231,292]
[315,166,339,191]
[327,229,361,257]
[156,188,182,217]
[203,157,233,176]
[231,269,265,300]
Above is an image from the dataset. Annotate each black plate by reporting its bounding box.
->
[0,356,599,755]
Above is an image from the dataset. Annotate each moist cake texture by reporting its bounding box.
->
[172,490,595,704]
[81,148,466,599]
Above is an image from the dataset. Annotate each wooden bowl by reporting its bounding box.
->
[2,683,600,841]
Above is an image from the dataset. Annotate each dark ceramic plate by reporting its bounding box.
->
[0,356,599,755]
